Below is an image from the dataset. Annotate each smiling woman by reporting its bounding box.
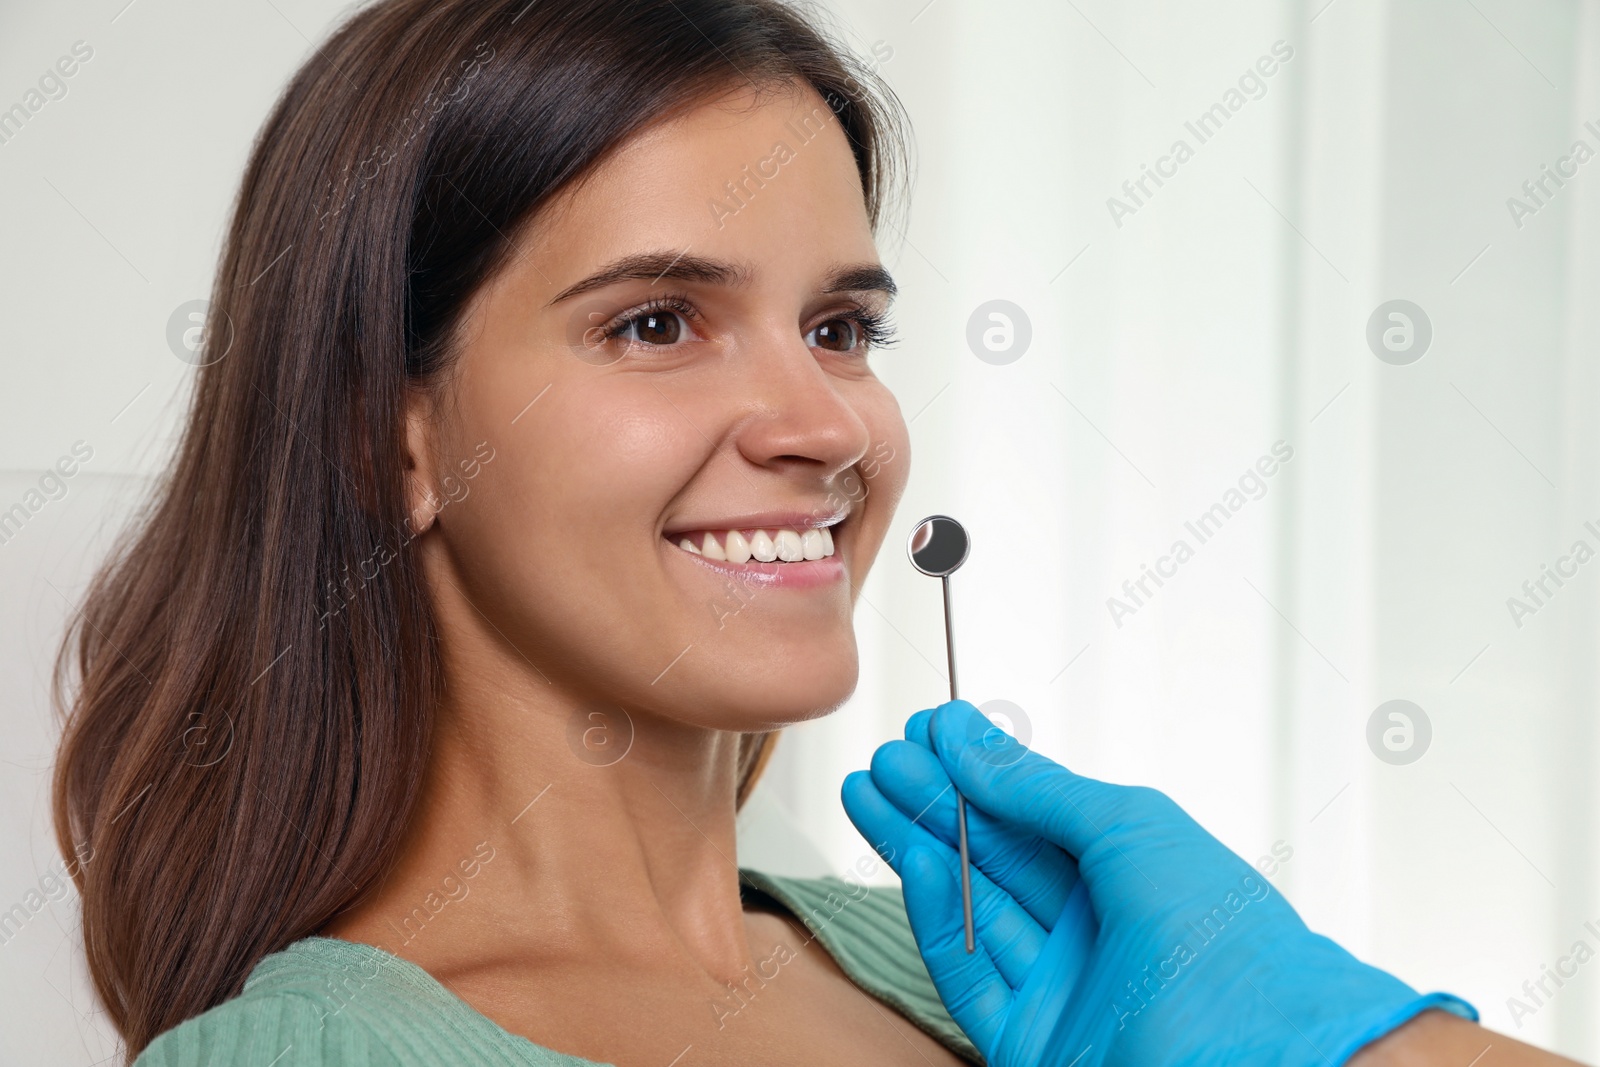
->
[47,1,975,1064]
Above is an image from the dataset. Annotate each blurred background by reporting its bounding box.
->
[3,0,1599,1061]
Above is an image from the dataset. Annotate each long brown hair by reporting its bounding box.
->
[51,0,908,1056]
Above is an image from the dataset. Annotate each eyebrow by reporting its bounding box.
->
[545,251,897,306]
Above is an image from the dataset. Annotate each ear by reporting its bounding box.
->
[403,389,442,536]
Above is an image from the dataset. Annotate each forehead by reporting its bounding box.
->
[526,82,879,288]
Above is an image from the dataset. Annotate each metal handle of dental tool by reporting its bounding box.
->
[907,515,975,955]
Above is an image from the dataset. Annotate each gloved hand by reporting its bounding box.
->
[841,700,1476,1067]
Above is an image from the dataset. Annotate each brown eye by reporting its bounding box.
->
[808,318,859,352]
[625,310,683,345]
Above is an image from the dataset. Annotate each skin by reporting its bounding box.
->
[1350,1011,1585,1066]
[321,82,961,1067]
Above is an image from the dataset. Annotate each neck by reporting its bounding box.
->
[323,555,760,984]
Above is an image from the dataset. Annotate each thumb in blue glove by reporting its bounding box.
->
[844,700,1477,1067]
[842,708,1097,1067]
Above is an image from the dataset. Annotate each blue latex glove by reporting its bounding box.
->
[841,700,1477,1067]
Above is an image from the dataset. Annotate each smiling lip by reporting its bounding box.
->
[660,510,849,538]
[671,550,846,589]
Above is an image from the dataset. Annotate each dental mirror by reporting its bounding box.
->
[907,515,976,953]
[909,515,969,578]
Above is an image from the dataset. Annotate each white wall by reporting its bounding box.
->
[3,0,1597,1062]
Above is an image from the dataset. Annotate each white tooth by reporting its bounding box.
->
[701,532,726,560]
[724,529,752,564]
[820,526,835,557]
[749,530,777,562]
[679,538,702,555]
[775,529,804,561]
[800,529,825,560]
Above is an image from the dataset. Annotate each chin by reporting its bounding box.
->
[685,637,861,729]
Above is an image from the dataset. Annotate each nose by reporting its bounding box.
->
[731,334,870,483]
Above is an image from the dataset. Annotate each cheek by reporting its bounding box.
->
[873,422,911,500]
[470,379,705,558]
[535,391,692,519]
[430,376,727,690]
[856,388,912,515]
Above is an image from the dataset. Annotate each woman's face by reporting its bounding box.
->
[418,83,911,731]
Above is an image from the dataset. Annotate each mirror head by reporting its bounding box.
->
[907,515,969,577]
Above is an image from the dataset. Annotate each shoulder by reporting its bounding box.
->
[741,869,982,1065]
[134,936,552,1067]
[134,985,390,1066]
[745,869,917,951]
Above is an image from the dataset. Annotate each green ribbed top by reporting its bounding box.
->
[135,869,983,1066]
